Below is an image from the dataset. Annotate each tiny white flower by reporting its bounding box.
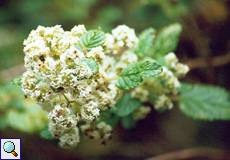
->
[132,106,151,121]
[112,25,139,48]
[154,94,173,110]
[59,127,80,149]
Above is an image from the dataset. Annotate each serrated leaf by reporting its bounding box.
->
[11,75,23,86]
[179,83,230,120]
[152,23,182,58]
[40,126,55,140]
[117,61,162,90]
[133,28,156,57]
[80,30,106,51]
[81,58,99,74]
[117,76,142,90]
[121,114,136,130]
[116,93,141,117]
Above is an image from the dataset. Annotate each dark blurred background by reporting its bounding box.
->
[0,0,230,159]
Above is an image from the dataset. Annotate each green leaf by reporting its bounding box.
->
[48,41,52,50]
[35,78,46,85]
[6,100,24,110]
[80,30,106,51]
[117,61,162,90]
[6,103,48,133]
[35,78,42,85]
[75,44,83,52]
[121,114,136,130]
[179,82,194,93]
[11,75,23,86]
[133,27,156,57]
[40,126,55,140]
[156,56,169,68]
[179,83,230,120]
[81,58,99,74]
[0,83,24,111]
[97,109,120,127]
[116,93,141,117]
[0,116,7,130]
[152,23,182,58]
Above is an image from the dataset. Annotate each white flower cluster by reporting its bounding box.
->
[154,94,173,111]
[132,106,151,121]
[80,122,113,145]
[21,25,125,148]
[103,25,139,54]
[48,105,79,148]
[59,127,80,149]
[112,25,139,48]
[21,24,140,149]
[115,50,138,73]
[165,52,189,77]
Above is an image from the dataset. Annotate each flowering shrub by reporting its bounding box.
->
[12,23,230,149]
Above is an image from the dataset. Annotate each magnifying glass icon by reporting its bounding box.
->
[3,141,18,157]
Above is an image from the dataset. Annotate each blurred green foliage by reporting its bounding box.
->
[0,83,49,133]
[0,0,194,70]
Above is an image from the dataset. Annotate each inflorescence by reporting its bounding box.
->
[21,24,189,149]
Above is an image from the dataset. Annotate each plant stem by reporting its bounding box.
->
[186,51,230,71]
[75,101,83,107]
[79,43,88,53]
[63,94,76,108]
[168,95,180,101]
[102,84,109,93]
[104,77,118,82]
[63,94,69,102]
[59,95,62,101]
